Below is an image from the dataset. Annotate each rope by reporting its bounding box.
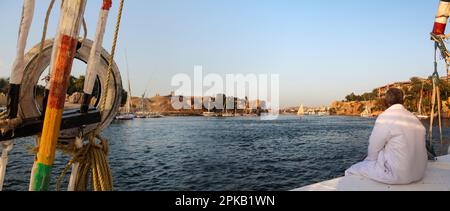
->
[38,0,55,59]
[81,18,87,45]
[100,0,124,113]
[431,33,450,61]
[428,43,445,157]
[39,0,86,58]
[35,0,87,99]
[55,134,112,191]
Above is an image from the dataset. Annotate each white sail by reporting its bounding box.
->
[297,105,305,116]
[361,106,372,118]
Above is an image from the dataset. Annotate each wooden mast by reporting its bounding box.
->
[418,82,424,115]
[31,0,87,191]
[125,50,132,114]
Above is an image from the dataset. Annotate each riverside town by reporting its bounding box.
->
[0,0,449,205]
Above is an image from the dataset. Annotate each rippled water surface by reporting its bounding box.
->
[3,115,448,191]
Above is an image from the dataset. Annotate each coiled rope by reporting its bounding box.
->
[56,134,113,191]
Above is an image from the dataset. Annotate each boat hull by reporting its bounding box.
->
[202,112,218,117]
[115,114,135,120]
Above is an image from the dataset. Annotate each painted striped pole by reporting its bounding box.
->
[30,0,87,191]
[81,0,113,113]
[433,0,450,35]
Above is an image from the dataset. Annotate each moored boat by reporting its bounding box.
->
[148,113,164,118]
[221,112,235,117]
[297,105,305,116]
[415,114,429,120]
[202,112,218,117]
[115,113,135,120]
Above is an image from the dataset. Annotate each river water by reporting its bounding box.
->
[2,115,449,191]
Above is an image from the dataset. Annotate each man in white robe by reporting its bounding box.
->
[345,88,428,185]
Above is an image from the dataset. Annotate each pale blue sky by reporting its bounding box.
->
[0,0,441,107]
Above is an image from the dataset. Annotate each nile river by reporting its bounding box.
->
[2,115,448,191]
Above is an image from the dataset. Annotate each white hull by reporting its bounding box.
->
[221,113,235,117]
[317,112,330,116]
[416,115,429,120]
[202,112,218,117]
[115,114,135,120]
[293,155,450,191]
[148,114,164,118]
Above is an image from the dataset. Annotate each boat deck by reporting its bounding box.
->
[293,155,450,191]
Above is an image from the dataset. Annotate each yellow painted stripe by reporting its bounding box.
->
[37,107,64,166]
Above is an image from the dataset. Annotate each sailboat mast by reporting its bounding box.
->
[419,82,424,115]
[141,90,146,113]
[125,50,132,113]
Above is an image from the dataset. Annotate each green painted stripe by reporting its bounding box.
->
[32,163,52,191]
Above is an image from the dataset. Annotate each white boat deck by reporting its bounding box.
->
[293,155,450,191]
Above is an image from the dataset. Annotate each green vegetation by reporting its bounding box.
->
[344,77,450,114]
[67,75,85,95]
[121,89,128,107]
[0,78,9,94]
[403,77,450,114]
[345,89,378,102]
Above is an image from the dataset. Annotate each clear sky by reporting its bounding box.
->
[0,0,442,107]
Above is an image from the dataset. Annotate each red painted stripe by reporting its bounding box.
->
[102,0,112,10]
[433,22,447,35]
[48,35,78,109]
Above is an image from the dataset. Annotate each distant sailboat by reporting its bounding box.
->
[116,51,135,120]
[222,110,234,117]
[318,107,330,116]
[116,94,135,120]
[234,98,242,116]
[297,105,305,116]
[222,107,234,117]
[203,98,217,117]
[136,93,147,118]
[360,106,372,118]
[148,112,164,118]
[415,82,429,120]
[222,96,234,117]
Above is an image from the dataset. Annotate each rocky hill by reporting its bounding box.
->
[330,100,384,117]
